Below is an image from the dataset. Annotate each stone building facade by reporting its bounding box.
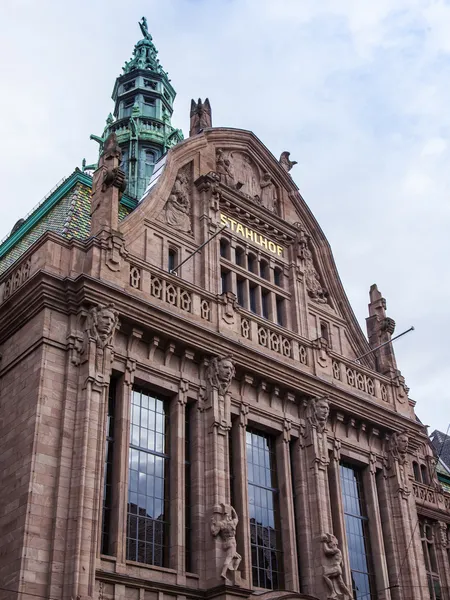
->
[0,20,449,600]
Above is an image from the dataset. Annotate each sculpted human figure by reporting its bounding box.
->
[88,303,119,348]
[260,172,276,210]
[216,148,235,187]
[165,170,191,232]
[321,533,352,600]
[207,355,235,396]
[308,396,330,433]
[211,504,242,580]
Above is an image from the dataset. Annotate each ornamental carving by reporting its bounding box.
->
[279,151,297,172]
[297,227,328,304]
[321,533,352,600]
[307,396,330,434]
[164,164,192,233]
[189,97,212,136]
[87,303,119,349]
[207,355,235,397]
[389,431,409,465]
[96,133,126,196]
[216,148,235,187]
[260,171,278,212]
[210,503,242,581]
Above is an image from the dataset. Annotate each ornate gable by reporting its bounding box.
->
[119,128,373,370]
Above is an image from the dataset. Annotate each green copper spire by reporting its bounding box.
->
[90,18,183,200]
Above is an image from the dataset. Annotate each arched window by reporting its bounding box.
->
[320,321,330,344]
[144,149,155,180]
[274,267,283,287]
[247,253,257,274]
[235,246,245,267]
[220,238,229,259]
[413,461,421,482]
[168,248,177,273]
[421,464,430,485]
[260,259,269,280]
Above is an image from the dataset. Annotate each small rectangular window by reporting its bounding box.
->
[262,290,270,319]
[276,297,284,326]
[144,96,155,105]
[221,269,230,294]
[124,80,135,92]
[125,97,135,108]
[249,285,257,314]
[237,278,245,307]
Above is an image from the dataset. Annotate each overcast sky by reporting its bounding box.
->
[1,0,449,435]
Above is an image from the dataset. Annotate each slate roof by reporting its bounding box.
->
[0,170,136,276]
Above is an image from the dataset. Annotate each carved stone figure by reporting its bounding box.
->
[87,303,120,349]
[99,133,127,196]
[321,533,352,600]
[216,148,235,187]
[260,172,277,211]
[190,98,212,136]
[298,228,328,304]
[308,396,330,433]
[211,504,242,580]
[165,168,191,232]
[366,284,398,376]
[279,151,297,172]
[390,431,409,465]
[207,355,235,396]
[231,152,260,198]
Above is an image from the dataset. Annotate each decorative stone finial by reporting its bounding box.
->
[279,151,297,172]
[321,533,352,599]
[210,503,242,581]
[366,284,397,375]
[190,98,212,136]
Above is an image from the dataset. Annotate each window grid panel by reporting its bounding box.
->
[420,519,442,600]
[247,429,283,590]
[127,389,170,567]
[340,463,374,600]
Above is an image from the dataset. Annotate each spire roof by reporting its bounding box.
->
[122,17,168,77]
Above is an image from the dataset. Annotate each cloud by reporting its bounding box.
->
[0,0,448,432]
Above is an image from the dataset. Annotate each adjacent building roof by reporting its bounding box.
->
[0,169,137,276]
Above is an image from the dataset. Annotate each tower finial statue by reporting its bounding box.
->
[139,16,152,41]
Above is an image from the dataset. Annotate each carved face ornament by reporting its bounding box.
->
[97,309,116,339]
[314,398,330,423]
[218,359,234,385]
[397,433,409,454]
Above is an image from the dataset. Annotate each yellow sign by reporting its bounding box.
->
[220,213,284,256]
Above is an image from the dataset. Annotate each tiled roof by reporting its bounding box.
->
[0,170,136,276]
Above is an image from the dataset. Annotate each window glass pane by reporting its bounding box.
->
[221,269,229,294]
[340,463,374,600]
[127,389,169,566]
[236,247,244,266]
[276,297,284,326]
[247,430,283,589]
[262,291,270,319]
[237,279,245,307]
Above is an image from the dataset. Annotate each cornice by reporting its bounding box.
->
[0,270,428,439]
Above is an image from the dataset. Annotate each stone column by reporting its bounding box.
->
[203,356,244,587]
[435,521,450,599]
[302,397,352,600]
[169,379,188,583]
[112,363,134,569]
[66,304,120,600]
[383,432,429,600]
[275,420,299,591]
[230,403,252,586]
[363,455,391,600]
